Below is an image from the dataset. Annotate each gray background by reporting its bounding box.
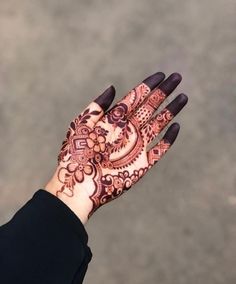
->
[0,0,236,283]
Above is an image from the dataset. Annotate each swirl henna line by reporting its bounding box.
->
[91,167,149,209]
[129,84,148,111]
[89,164,103,212]
[118,83,150,115]
[57,167,68,184]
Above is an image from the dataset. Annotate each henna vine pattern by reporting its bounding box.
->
[56,80,184,218]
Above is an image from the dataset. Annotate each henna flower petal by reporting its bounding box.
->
[67,163,78,172]
[84,165,93,175]
[100,143,105,152]
[97,135,105,143]
[89,132,97,140]
[75,169,84,182]
[87,138,95,148]
[94,144,100,152]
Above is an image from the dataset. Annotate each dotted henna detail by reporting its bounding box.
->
[131,88,166,128]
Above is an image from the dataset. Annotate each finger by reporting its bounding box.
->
[130,73,182,128]
[94,85,116,112]
[147,123,180,167]
[158,72,182,95]
[76,85,116,129]
[142,71,165,90]
[111,72,165,118]
[142,94,188,144]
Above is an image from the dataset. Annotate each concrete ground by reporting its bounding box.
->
[0,0,235,283]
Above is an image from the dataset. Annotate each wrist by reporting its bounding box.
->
[44,169,93,225]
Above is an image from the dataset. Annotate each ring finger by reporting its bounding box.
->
[141,93,188,145]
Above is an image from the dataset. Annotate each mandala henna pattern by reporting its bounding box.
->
[56,83,177,218]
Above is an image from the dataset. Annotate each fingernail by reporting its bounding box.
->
[163,123,180,144]
[94,85,116,111]
[142,72,165,90]
[167,94,188,115]
[158,73,182,95]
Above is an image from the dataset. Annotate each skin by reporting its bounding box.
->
[45,72,188,224]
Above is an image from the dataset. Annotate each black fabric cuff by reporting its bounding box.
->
[33,189,89,247]
[0,189,92,284]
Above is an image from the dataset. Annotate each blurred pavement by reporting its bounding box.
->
[0,1,236,283]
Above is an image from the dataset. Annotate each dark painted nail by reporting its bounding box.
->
[142,72,165,90]
[94,85,116,111]
[158,73,182,96]
[166,93,188,115]
[163,122,180,144]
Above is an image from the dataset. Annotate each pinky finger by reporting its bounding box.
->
[147,123,180,167]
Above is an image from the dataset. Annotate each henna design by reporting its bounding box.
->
[141,108,174,144]
[107,124,132,154]
[56,74,187,218]
[147,140,170,167]
[90,168,148,210]
[131,89,166,128]
[107,103,128,128]
[115,83,151,115]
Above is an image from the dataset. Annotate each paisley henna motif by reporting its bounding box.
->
[56,78,186,218]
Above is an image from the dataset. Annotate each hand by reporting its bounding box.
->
[45,72,188,224]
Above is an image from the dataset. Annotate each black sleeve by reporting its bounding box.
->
[0,189,92,284]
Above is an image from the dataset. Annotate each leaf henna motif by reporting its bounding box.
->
[108,124,132,154]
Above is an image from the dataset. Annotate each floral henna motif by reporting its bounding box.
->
[58,108,101,163]
[107,103,128,128]
[56,80,182,218]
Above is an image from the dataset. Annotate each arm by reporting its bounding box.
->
[0,190,91,284]
[0,71,187,284]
